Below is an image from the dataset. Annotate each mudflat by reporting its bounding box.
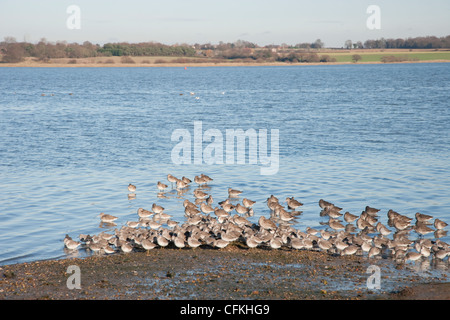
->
[1,245,448,300]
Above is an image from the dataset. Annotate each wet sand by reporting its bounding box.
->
[1,244,448,300]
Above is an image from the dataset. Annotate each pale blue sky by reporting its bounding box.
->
[1,0,449,46]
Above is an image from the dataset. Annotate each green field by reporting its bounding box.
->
[327,51,450,63]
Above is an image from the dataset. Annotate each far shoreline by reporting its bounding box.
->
[1,59,449,68]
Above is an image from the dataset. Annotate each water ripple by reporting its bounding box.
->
[0,64,449,265]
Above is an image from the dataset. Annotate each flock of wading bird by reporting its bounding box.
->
[64,174,450,265]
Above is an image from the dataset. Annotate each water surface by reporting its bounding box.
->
[0,64,449,265]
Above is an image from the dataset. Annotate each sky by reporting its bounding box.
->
[1,0,449,47]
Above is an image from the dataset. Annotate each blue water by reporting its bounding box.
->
[0,64,449,265]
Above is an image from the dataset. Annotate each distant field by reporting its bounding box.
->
[326,51,450,63]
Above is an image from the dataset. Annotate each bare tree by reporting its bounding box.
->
[351,54,362,63]
[4,36,17,43]
[2,43,25,63]
[311,39,324,49]
[345,40,353,49]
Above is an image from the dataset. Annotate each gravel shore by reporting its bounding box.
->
[1,244,449,300]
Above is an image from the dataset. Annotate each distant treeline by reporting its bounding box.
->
[1,35,449,63]
[0,38,197,63]
[362,35,450,49]
[98,42,196,57]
